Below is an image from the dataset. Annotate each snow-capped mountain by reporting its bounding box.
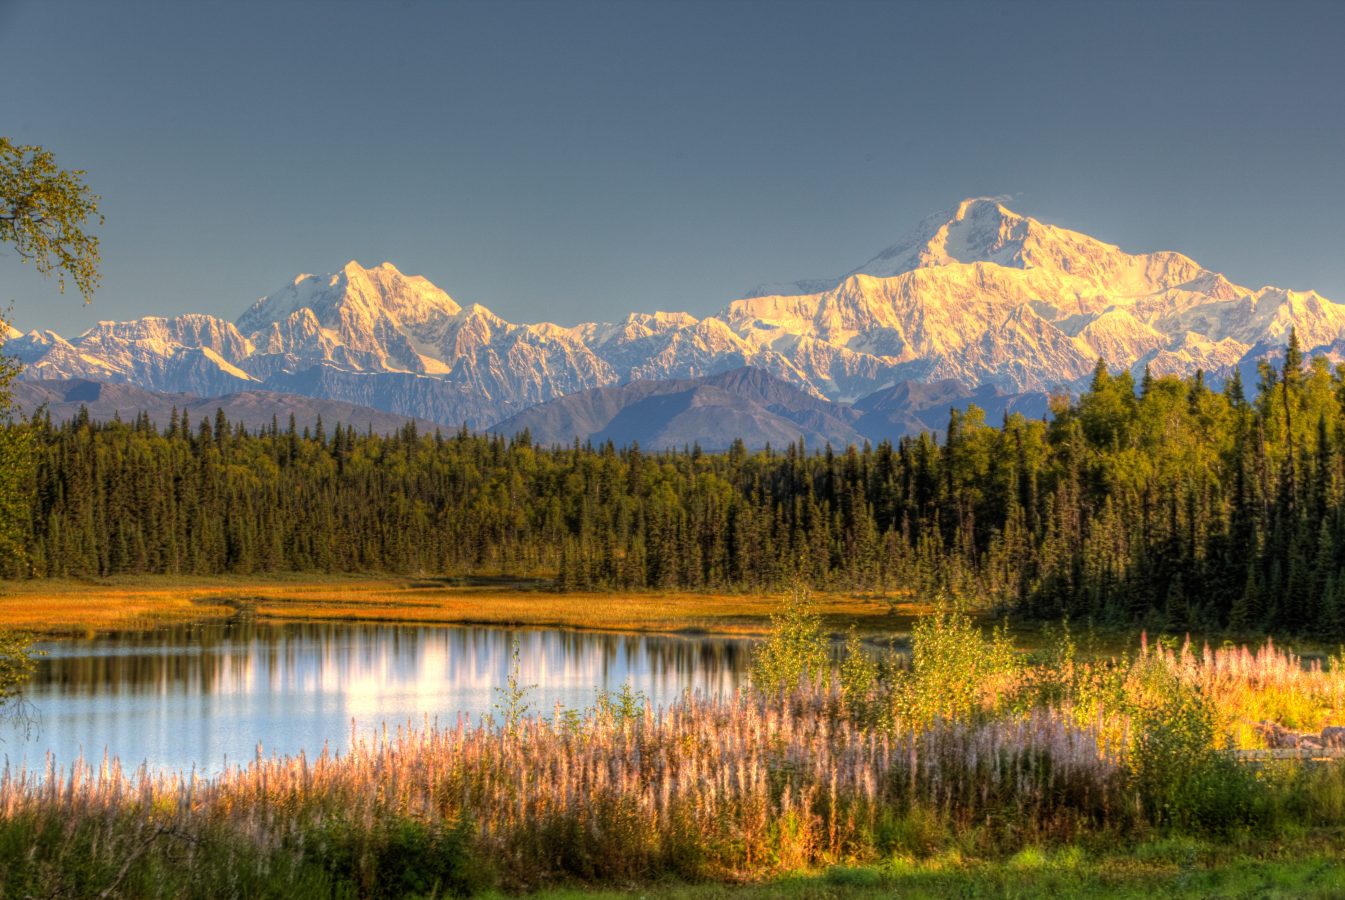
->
[7,198,1344,432]
[728,197,1345,397]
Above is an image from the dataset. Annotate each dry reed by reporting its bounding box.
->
[1,686,1125,888]
[4,631,1345,894]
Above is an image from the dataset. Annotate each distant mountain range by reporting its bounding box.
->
[6,197,1342,446]
[9,379,430,435]
[493,367,1050,450]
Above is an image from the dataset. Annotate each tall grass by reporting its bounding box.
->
[0,691,1126,895]
[3,611,1345,896]
[1144,636,1345,740]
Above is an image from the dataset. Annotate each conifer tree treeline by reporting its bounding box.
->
[8,335,1345,637]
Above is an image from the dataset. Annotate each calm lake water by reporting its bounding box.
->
[0,619,759,774]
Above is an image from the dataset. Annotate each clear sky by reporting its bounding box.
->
[2,0,1343,335]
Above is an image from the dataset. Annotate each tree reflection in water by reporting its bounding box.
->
[0,619,764,775]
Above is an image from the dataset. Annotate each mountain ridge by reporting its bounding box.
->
[492,366,1052,449]
[9,379,433,434]
[7,198,1344,433]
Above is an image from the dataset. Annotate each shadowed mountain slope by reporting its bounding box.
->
[9,379,431,435]
[493,367,1051,449]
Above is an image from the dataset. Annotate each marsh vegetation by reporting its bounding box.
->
[3,596,1344,897]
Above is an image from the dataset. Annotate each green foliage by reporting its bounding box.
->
[1268,759,1345,828]
[1007,621,1131,736]
[890,608,1018,729]
[0,316,34,571]
[0,628,36,725]
[0,810,488,899]
[594,681,647,723]
[0,136,99,585]
[823,864,883,887]
[0,418,31,573]
[871,806,949,857]
[303,816,488,899]
[493,636,534,730]
[1006,619,1082,711]
[838,625,879,717]
[8,340,1345,640]
[0,137,102,301]
[1124,656,1259,830]
[750,585,830,692]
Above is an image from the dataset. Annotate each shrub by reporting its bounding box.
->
[304,816,488,898]
[838,626,879,720]
[1124,655,1260,831]
[889,608,1018,730]
[750,585,830,693]
[1259,758,1345,830]
[493,636,534,731]
[594,681,647,724]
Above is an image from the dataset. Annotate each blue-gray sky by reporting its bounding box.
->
[2,0,1343,335]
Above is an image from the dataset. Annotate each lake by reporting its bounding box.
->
[0,618,759,774]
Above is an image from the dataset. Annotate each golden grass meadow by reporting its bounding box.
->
[0,575,907,637]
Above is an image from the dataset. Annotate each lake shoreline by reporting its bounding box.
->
[0,575,919,639]
[5,576,1334,656]
[5,617,767,775]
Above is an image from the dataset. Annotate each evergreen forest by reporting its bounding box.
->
[9,335,1345,638]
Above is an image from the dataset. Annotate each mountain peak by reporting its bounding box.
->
[238,261,461,336]
[851,196,1030,278]
[747,196,1211,301]
[340,259,403,278]
[14,202,1344,434]
[952,195,1014,219]
[743,197,1028,297]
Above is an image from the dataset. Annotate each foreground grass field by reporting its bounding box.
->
[535,838,1345,898]
[0,575,911,637]
[5,599,1345,898]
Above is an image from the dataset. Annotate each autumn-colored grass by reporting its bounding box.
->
[251,589,904,637]
[6,610,1345,896]
[0,581,236,635]
[1149,637,1345,743]
[3,676,1343,897]
[0,688,1131,896]
[0,575,910,636]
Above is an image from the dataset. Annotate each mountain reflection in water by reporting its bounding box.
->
[0,619,758,774]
